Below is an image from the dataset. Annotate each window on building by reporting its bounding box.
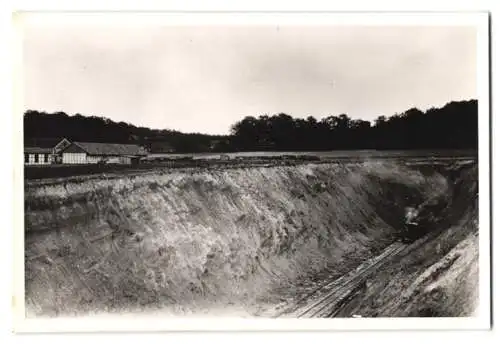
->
[24,154,28,163]
[44,154,49,163]
[34,154,38,163]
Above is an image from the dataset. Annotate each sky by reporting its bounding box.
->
[22,20,477,135]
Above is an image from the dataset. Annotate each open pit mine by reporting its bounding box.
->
[24,158,478,318]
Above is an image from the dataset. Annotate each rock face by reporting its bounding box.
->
[23,160,478,317]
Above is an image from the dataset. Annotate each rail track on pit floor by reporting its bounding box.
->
[263,242,406,318]
[268,226,451,318]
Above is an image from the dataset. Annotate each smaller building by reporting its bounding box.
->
[24,147,53,165]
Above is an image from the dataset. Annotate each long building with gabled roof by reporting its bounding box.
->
[59,141,148,164]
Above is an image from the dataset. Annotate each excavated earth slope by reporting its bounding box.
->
[24,159,478,317]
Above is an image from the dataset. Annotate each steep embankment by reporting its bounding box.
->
[373,162,479,317]
[24,160,476,317]
[269,161,479,318]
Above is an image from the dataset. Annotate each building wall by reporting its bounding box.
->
[87,155,122,163]
[24,153,51,165]
[86,155,105,164]
[62,153,87,164]
[119,156,132,165]
[104,156,120,164]
[61,153,138,164]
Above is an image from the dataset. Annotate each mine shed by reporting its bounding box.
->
[59,141,148,164]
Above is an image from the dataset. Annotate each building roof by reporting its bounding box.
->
[53,138,72,154]
[70,142,148,156]
[24,147,53,154]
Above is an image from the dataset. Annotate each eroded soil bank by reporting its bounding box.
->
[24,159,478,317]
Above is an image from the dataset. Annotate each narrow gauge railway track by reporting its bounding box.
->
[273,242,407,318]
[273,219,460,318]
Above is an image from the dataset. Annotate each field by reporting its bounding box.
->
[150,149,477,160]
[24,149,477,181]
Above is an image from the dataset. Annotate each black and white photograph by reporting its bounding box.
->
[13,12,490,332]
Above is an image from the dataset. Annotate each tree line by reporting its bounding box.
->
[23,111,226,153]
[229,100,477,151]
[24,99,477,153]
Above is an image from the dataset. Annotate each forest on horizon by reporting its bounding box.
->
[24,99,478,153]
